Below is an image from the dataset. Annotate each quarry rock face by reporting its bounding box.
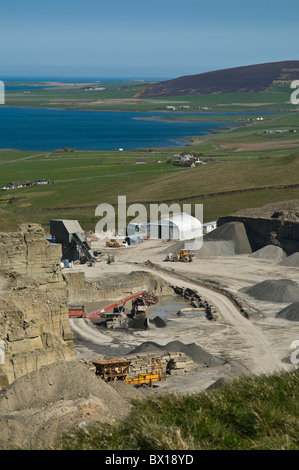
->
[217,215,299,255]
[0,224,66,288]
[64,270,173,303]
[0,224,76,389]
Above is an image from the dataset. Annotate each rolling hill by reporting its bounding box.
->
[140,61,299,97]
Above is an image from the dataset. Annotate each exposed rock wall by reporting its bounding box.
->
[0,224,75,389]
[64,270,173,303]
[217,215,299,255]
[0,224,65,289]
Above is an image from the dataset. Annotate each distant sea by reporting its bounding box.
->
[0,107,238,152]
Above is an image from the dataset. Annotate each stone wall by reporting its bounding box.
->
[0,224,76,389]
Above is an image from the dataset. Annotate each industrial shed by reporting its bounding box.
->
[148,213,202,240]
[50,219,94,262]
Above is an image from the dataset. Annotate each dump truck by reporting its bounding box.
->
[165,248,196,262]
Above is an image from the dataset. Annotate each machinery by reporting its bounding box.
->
[93,359,131,382]
[68,304,87,318]
[106,239,121,247]
[165,248,196,262]
[50,219,95,263]
[125,359,166,387]
[93,358,166,387]
[68,290,159,324]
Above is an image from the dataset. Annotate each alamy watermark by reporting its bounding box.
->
[0,81,4,104]
[95,196,203,250]
[290,80,299,105]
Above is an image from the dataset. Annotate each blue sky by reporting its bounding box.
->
[0,0,298,79]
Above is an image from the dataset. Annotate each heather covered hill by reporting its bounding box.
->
[140,61,299,97]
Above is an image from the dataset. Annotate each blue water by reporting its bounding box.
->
[5,85,56,91]
[0,107,237,151]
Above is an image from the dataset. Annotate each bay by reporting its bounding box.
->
[0,107,235,151]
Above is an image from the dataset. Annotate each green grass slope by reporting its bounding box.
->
[55,370,299,450]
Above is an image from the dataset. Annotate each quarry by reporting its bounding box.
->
[0,200,299,449]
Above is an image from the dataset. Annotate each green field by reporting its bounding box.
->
[4,79,297,113]
[1,80,299,233]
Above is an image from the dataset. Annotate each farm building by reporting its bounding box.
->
[148,212,202,240]
[2,181,30,190]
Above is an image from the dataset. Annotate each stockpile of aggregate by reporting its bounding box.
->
[249,245,287,261]
[162,238,235,258]
[205,221,252,255]
[242,279,299,303]
[278,252,299,267]
[149,316,167,328]
[276,302,299,321]
[162,222,251,258]
[0,360,138,450]
[195,240,235,258]
[128,340,225,367]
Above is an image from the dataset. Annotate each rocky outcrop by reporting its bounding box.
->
[0,223,65,289]
[0,225,75,389]
[64,270,173,303]
[217,215,299,255]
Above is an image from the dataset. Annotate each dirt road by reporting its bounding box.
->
[148,269,285,375]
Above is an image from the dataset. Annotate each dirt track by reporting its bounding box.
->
[66,238,299,387]
[149,271,283,375]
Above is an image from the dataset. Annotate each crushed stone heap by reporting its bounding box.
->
[242,279,299,303]
[0,360,140,450]
[278,252,299,267]
[249,245,287,261]
[276,303,299,321]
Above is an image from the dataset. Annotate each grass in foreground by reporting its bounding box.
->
[55,370,299,450]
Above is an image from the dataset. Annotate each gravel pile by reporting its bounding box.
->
[276,303,299,321]
[249,245,287,261]
[204,221,252,255]
[0,360,140,450]
[195,240,235,258]
[128,340,225,367]
[162,238,235,258]
[278,252,299,267]
[162,221,251,258]
[242,279,299,303]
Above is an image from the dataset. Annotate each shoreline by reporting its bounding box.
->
[0,106,243,153]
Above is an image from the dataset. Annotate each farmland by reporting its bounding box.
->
[0,79,299,233]
[2,79,295,113]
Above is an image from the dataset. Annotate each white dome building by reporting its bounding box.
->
[148,212,202,240]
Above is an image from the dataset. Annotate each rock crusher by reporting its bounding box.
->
[92,358,166,388]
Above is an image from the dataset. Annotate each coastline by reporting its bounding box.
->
[0,106,242,152]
